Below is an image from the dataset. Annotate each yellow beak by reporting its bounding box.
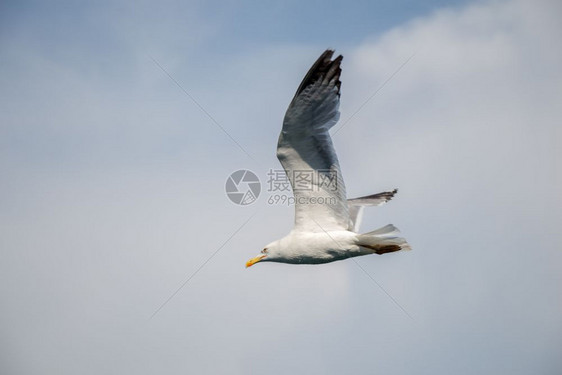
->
[246,254,266,268]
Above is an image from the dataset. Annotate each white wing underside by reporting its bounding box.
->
[277,51,349,233]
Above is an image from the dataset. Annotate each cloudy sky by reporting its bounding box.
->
[1,0,561,374]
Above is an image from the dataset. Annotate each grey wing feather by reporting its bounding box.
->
[347,189,398,232]
[277,50,348,232]
[347,189,398,207]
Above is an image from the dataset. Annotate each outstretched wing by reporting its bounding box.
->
[347,189,398,207]
[347,189,398,232]
[277,50,349,232]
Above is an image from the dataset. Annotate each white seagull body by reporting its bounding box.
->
[246,50,410,267]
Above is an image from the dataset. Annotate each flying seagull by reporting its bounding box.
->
[246,50,410,267]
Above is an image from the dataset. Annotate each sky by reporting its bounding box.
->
[1,0,561,374]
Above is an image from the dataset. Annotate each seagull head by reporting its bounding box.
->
[246,240,280,268]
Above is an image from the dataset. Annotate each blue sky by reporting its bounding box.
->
[3,0,470,45]
[1,0,561,374]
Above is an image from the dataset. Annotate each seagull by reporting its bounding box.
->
[246,50,410,267]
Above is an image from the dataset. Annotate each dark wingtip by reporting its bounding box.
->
[350,189,398,203]
[294,49,343,98]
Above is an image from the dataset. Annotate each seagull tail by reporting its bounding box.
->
[356,224,411,254]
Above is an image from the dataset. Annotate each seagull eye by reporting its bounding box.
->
[261,248,267,254]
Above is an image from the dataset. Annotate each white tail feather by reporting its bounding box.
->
[356,224,411,253]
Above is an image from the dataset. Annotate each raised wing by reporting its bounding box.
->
[347,189,398,232]
[277,50,349,232]
[347,189,398,207]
